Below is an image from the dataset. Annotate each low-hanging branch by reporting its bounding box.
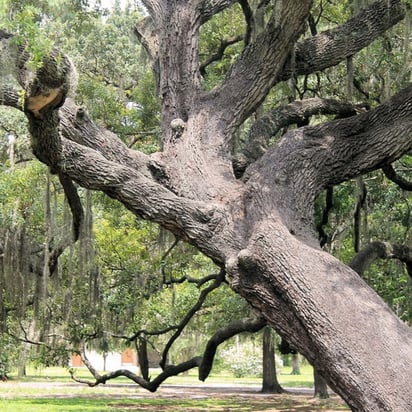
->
[58,173,84,241]
[70,314,266,391]
[198,315,266,380]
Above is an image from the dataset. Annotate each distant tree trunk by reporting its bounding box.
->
[136,338,149,381]
[17,344,28,378]
[103,353,107,372]
[314,367,329,399]
[291,353,301,375]
[261,327,283,393]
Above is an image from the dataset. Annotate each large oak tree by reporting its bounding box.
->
[1,0,411,410]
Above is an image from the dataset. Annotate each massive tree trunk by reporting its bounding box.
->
[1,0,412,410]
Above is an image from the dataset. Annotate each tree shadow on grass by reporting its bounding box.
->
[0,392,349,411]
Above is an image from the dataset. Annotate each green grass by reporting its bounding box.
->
[0,365,349,411]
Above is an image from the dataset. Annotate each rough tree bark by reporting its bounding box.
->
[1,0,412,410]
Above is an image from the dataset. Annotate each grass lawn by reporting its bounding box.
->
[0,365,349,411]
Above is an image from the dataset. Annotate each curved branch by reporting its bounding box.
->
[160,269,225,369]
[382,163,412,191]
[280,0,407,81]
[349,241,412,277]
[200,35,244,77]
[72,315,266,391]
[58,173,84,241]
[199,315,266,380]
[238,0,253,46]
[70,350,202,391]
[60,100,152,176]
[134,16,159,65]
[233,97,369,177]
[199,0,238,23]
[213,0,312,130]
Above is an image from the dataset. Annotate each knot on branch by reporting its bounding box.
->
[170,118,186,140]
[75,107,88,126]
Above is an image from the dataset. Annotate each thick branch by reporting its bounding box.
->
[244,85,412,237]
[280,0,407,81]
[212,0,312,131]
[234,97,369,176]
[55,136,226,262]
[199,0,238,22]
[60,100,152,177]
[134,16,159,65]
[350,241,412,277]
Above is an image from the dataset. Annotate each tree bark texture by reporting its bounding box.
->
[1,1,412,410]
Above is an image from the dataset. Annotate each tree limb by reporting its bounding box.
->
[316,186,334,248]
[199,0,239,23]
[198,315,266,380]
[133,16,159,65]
[244,85,412,237]
[58,173,84,242]
[0,85,22,111]
[280,0,407,81]
[71,314,266,390]
[200,35,244,77]
[382,163,412,191]
[349,241,412,277]
[70,350,202,391]
[160,269,225,369]
[60,100,153,177]
[213,0,312,130]
[233,98,370,177]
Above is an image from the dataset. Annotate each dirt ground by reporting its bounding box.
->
[135,384,349,411]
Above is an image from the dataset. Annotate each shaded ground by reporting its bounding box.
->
[0,381,349,411]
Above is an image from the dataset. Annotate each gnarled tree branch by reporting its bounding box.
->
[199,315,266,380]
[350,241,412,277]
[234,97,370,176]
[382,163,412,191]
[280,0,407,81]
